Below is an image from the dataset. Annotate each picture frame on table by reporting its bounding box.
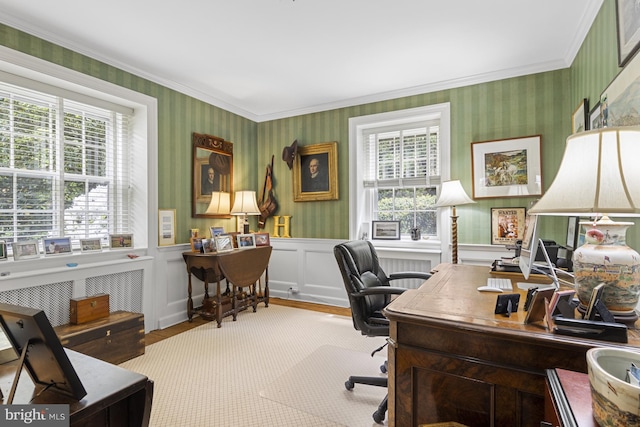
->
[371,221,401,240]
[215,235,234,253]
[80,238,102,253]
[202,238,215,253]
[158,209,176,246]
[589,102,602,130]
[615,0,640,67]
[601,47,640,127]
[12,240,40,261]
[565,217,580,251]
[254,232,270,247]
[293,141,339,202]
[571,98,588,133]
[236,234,256,249]
[109,233,133,250]
[42,237,72,256]
[471,135,542,199]
[190,237,203,253]
[210,226,224,238]
[490,208,526,245]
[0,240,6,261]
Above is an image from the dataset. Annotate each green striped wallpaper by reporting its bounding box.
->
[2,0,631,246]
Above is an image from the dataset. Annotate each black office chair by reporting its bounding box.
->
[334,240,432,424]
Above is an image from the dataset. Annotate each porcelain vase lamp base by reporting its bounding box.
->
[573,219,640,324]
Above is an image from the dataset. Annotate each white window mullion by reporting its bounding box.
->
[54,98,65,237]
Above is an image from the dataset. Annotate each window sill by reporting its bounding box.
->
[371,238,441,252]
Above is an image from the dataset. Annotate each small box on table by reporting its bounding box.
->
[69,293,110,324]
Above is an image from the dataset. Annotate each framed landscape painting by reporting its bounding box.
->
[471,135,542,199]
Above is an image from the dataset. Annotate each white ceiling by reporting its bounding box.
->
[0,0,603,122]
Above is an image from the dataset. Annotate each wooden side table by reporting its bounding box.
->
[182,246,271,327]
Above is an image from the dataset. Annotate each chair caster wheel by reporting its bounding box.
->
[380,363,387,374]
[345,380,354,390]
[373,409,385,424]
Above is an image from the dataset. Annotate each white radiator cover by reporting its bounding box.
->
[0,269,145,327]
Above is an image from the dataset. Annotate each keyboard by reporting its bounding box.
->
[486,277,513,291]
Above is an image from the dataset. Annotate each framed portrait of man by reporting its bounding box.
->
[293,141,338,202]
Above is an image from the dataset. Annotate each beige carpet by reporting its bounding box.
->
[120,304,389,427]
[260,344,387,426]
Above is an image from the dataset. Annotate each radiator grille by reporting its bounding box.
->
[87,270,143,313]
[380,258,431,289]
[0,269,144,328]
[0,282,74,327]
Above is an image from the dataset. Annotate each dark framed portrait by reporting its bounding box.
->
[293,141,338,202]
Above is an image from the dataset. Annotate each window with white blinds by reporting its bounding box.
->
[0,81,132,249]
[362,121,440,237]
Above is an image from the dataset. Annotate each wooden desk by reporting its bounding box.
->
[0,349,153,427]
[383,263,640,427]
[182,246,271,327]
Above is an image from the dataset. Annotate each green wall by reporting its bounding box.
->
[3,0,632,247]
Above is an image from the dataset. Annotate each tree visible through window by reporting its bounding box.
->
[0,82,131,248]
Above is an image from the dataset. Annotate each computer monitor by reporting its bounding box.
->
[519,214,540,280]
[0,303,87,402]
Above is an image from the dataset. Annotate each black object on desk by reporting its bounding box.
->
[494,294,520,316]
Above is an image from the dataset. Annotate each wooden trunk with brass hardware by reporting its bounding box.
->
[55,311,145,365]
[69,293,110,324]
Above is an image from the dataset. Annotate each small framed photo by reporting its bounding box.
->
[571,98,588,133]
[589,102,602,130]
[43,237,72,256]
[210,226,224,238]
[0,241,7,261]
[616,0,640,67]
[158,209,176,246]
[566,217,580,250]
[80,238,102,253]
[12,240,40,261]
[109,233,133,250]
[490,208,526,245]
[190,237,203,253]
[371,221,401,240]
[254,232,270,247]
[215,235,234,253]
[202,238,215,253]
[236,234,256,249]
[471,135,542,199]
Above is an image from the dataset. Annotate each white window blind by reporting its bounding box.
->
[0,81,132,248]
[363,121,440,188]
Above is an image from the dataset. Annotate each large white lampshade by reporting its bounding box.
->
[205,192,231,215]
[231,191,260,233]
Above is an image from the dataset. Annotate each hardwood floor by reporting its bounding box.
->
[145,298,351,345]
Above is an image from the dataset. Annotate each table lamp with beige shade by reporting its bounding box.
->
[204,192,231,215]
[230,191,261,234]
[529,127,640,323]
[436,180,475,264]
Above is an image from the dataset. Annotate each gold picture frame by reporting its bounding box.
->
[293,141,338,202]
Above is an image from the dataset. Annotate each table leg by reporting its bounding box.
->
[187,272,194,322]
[264,267,269,307]
[215,278,223,328]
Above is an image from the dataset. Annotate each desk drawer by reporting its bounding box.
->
[55,311,144,365]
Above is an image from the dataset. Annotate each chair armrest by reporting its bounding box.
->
[351,286,406,298]
[388,271,432,281]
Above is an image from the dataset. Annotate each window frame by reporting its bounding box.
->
[348,104,451,252]
[0,45,157,262]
